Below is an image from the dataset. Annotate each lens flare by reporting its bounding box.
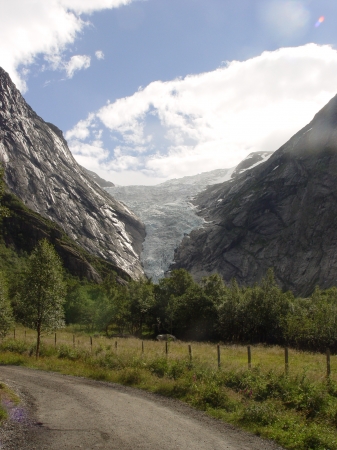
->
[315,16,325,27]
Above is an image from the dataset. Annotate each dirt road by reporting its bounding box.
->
[0,366,283,449]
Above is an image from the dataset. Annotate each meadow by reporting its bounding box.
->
[0,325,337,450]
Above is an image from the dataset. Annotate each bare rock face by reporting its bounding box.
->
[173,94,337,296]
[80,166,115,188]
[0,67,145,279]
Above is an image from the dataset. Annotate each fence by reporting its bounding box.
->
[8,327,337,381]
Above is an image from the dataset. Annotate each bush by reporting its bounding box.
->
[191,381,234,410]
[0,339,29,354]
[149,358,168,378]
[241,402,279,426]
[57,344,82,361]
[117,368,143,385]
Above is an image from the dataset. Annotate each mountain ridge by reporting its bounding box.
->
[172,94,337,295]
[0,67,145,279]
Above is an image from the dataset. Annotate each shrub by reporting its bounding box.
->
[117,368,143,385]
[57,344,81,361]
[149,358,168,378]
[191,381,234,410]
[0,339,29,354]
[241,402,279,426]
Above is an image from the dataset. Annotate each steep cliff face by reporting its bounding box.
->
[80,166,115,188]
[0,191,133,283]
[0,68,145,279]
[173,95,337,296]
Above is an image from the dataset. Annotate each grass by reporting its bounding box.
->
[1,325,337,450]
[0,381,21,424]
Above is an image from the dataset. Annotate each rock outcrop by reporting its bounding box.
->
[0,67,145,279]
[173,94,337,296]
[80,166,115,188]
[0,190,133,283]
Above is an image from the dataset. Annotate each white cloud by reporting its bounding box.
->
[65,114,95,140]
[65,55,91,78]
[67,44,337,185]
[59,0,133,15]
[0,0,134,91]
[95,50,105,60]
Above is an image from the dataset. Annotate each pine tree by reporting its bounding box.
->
[18,239,66,358]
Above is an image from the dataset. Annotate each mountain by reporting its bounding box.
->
[80,166,115,188]
[106,153,271,282]
[0,67,145,279]
[0,190,130,283]
[172,95,337,296]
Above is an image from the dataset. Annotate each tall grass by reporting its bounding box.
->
[1,325,337,450]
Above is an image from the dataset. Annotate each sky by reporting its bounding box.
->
[1,0,337,185]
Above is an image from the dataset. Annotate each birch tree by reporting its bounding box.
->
[18,239,65,358]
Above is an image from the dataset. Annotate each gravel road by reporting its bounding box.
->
[0,366,284,450]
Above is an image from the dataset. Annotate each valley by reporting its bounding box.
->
[106,152,272,281]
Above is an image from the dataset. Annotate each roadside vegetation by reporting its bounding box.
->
[0,380,21,424]
[0,328,337,450]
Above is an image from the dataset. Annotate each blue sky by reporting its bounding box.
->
[1,0,337,184]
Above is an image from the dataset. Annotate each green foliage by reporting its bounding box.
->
[16,239,66,357]
[217,269,292,344]
[0,166,9,220]
[1,334,337,450]
[154,269,218,339]
[284,287,337,351]
[0,272,13,338]
[59,266,336,351]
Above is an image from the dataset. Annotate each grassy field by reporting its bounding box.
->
[0,326,337,450]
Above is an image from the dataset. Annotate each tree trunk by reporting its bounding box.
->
[36,324,41,360]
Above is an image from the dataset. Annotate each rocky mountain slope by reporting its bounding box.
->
[0,190,130,282]
[80,166,115,188]
[173,94,337,296]
[0,67,145,279]
[106,153,271,282]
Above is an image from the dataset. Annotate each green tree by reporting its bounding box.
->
[201,274,227,306]
[284,286,337,351]
[154,269,196,333]
[217,278,243,341]
[128,279,155,335]
[0,272,13,338]
[242,269,291,343]
[17,239,66,358]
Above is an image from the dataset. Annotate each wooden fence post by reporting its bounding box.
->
[142,341,144,354]
[188,344,192,362]
[327,348,331,379]
[247,345,252,370]
[73,334,75,348]
[285,347,289,375]
[165,341,168,356]
[54,333,57,347]
[13,328,15,340]
[115,340,118,352]
[217,344,221,369]
[90,336,93,353]
[24,330,26,342]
